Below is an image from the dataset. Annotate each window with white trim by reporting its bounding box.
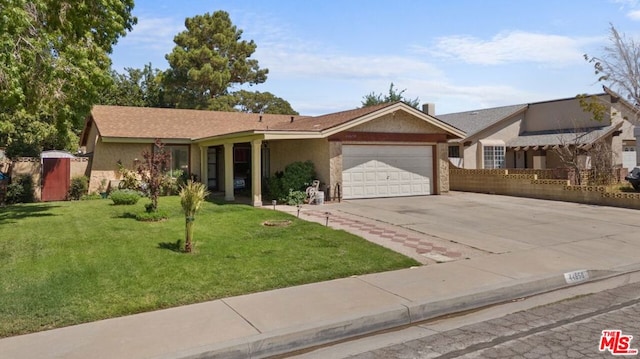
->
[483,145,505,169]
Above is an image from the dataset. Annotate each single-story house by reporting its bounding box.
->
[80,101,464,206]
[437,87,638,171]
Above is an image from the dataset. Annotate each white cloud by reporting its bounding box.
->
[628,9,640,20]
[257,50,445,80]
[119,16,185,50]
[429,31,599,66]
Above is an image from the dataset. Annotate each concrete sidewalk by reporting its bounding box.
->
[3,194,640,359]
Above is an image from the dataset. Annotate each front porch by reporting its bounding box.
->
[198,136,266,207]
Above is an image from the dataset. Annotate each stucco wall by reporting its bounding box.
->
[329,141,342,199]
[523,95,609,133]
[11,158,42,200]
[462,143,478,169]
[268,138,331,188]
[461,114,523,169]
[88,140,151,192]
[84,121,99,154]
[70,158,90,178]
[545,150,564,168]
[351,112,447,134]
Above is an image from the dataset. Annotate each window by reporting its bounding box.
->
[483,145,505,169]
[166,145,189,173]
[448,145,460,158]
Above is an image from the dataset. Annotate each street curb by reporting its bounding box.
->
[156,268,631,359]
[155,305,411,359]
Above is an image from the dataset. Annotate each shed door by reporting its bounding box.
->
[42,158,70,202]
[342,145,433,199]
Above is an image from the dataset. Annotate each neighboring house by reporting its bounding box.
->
[438,87,638,171]
[80,102,464,206]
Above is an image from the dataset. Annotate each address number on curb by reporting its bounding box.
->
[564,269,589,284]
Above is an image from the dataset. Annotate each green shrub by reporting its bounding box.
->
[68,176,89,200]
[161,169,188,195]
[135,210,168,222]
[117,167,140,191]
[6,174,34,204]
[268,161,316,201]
[284,189,307,206]
[110,189,141,205]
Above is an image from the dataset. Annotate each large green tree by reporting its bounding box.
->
[0,0,136,157]
[101,63,167,108]
[232,90,299,115]
[163,10,269,109]
[361,83,420,108]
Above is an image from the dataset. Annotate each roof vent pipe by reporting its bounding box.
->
[290,116,294,123]
[259,115,262,122]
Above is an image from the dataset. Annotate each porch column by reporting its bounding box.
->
[251,139,263,207]
[200,146,207,185]
[224,143,234,201]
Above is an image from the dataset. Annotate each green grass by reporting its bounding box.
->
[0,197,418,337]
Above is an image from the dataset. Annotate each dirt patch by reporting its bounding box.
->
[263,220,292,227]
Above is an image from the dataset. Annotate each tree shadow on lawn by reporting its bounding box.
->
[157,239,183,252]
[0,204,60,224]
[116,212,138,220]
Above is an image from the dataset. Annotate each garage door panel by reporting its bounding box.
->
[342,145,433,199]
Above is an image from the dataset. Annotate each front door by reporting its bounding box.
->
[515,150,526,168]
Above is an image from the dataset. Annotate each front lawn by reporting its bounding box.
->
[0,197,418,337]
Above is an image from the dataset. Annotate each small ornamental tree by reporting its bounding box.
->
[136,139,170,212]
[179,180,210,253]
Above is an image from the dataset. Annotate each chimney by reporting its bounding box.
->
[422,103,435,116]
[259,115,262,122]
[290,116,294,123]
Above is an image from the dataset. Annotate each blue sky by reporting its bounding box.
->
[110,0,640,116]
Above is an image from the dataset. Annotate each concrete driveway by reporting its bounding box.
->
[329,191,640,257]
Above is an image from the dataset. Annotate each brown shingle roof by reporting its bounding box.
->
[90,105,310,140]
[86,101,459,143]
[268,102,393,131]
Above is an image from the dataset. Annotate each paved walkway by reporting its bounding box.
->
[280,204,487,265]
[2,193,640,359]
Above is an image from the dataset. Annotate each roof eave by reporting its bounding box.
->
[101,137,192,144]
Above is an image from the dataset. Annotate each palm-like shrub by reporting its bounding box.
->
[179,180,210,253]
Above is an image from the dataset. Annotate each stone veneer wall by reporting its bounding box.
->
[450,168,640,210]
[437,143,449,194]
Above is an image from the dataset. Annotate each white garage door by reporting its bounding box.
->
[342,145,433,199]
